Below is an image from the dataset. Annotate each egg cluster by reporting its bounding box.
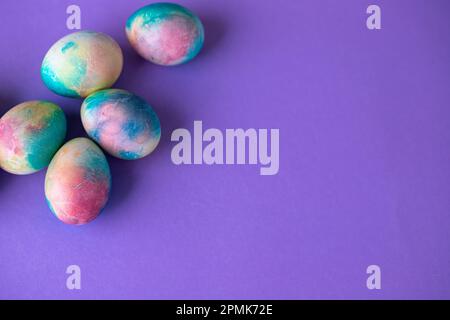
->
[0,3,204,225]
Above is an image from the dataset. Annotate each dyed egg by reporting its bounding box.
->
[41,31,123,98]
[0,101,66,175]
[126,2,204,66]
[81,89,161,160]
[45,138,111,225]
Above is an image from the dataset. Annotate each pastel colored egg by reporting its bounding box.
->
[45,138,111,225]
[81,89,161,160]
[0,101,66,175]
[126,2,204,66]
[41,31,123,98]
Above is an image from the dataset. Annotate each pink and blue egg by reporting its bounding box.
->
[41,31,123,98]
[126,2,204,66]
[45,138,111,225]
[81,89,161,160]
[0,101,66,175]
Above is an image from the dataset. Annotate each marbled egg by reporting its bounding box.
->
[41,31,123,98]
[126,2,204,66]
[0,101,66,175]
[45,138,111,225]
[81,89,161,160]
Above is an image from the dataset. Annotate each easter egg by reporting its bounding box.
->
[81,89,161,160]
[0,101,66,175]
[41,31,123,98]
[126,2,204,66]
[45,138,111,225]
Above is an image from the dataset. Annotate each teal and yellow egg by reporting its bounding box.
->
[41,31,123,98]
[0,101,67,175]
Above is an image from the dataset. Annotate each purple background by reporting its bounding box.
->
[1,0,450,299]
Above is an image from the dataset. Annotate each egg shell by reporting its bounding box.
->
[41,31,123,98]
[45,137,111,225]
[81,89,161,160]
[0,101,66,175]
[126,2,204,66]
